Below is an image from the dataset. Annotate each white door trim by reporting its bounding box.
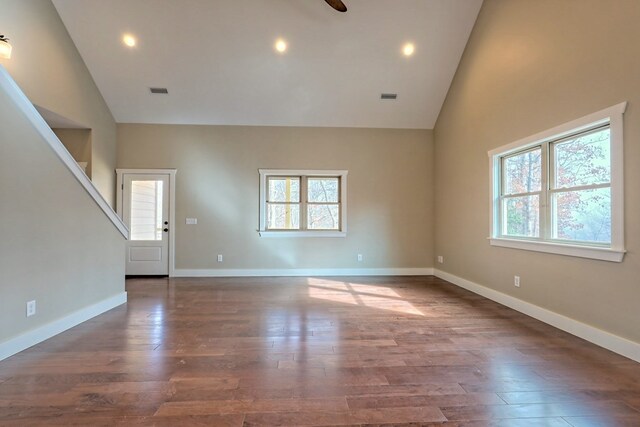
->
[116,169,177,277]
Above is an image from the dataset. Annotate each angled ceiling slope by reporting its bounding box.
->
[53,0,482,129]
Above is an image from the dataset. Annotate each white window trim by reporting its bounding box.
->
[488,102,626,262]
[258,169,348,238]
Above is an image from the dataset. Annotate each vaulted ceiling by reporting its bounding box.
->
[53,0,482,129]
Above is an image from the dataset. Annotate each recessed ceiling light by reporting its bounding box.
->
[275,39,287,53]
[123,34,136,47]
[403,43,415,57]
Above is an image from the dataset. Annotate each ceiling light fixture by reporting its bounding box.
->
[275,39,287,53]
[403,43,415,57]
[0,35,12,59]
[122,34,137,47]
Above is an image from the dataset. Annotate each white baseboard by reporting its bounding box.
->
[434,269,640,363]
[173,268,434,278]
[0,292,127,362]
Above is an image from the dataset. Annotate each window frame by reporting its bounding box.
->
[488,102,626,262]
[259,169,348,237]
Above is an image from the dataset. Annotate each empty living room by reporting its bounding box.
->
[1,0,640,425]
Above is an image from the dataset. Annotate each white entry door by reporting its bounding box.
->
[122,173,170,275]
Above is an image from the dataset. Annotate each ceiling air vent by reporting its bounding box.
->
[380,93,397,100]
[150,87,169,94]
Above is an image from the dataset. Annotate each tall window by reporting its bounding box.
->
[489,103,625,262]
[259,170,347,237]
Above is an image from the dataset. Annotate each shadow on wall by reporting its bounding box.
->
[36,105,93,178]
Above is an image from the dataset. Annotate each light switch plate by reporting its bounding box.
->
[186,218,197,225]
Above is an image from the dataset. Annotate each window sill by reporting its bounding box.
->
[489,237,625,262]
[259,231,347,238]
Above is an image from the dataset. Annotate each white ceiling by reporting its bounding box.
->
[53,0,482,129]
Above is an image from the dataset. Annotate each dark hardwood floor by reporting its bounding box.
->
[1,276,639,426]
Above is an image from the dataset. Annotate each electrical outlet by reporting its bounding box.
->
[357,254,363,262]
[26,300,36,317]
[217,254,223,262]
[437,256,444,264]
[186,218,197,225]
[514,276,521,287]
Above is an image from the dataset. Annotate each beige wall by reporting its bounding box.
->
[434,0,640,342]
[117,124,434,271]
[0,76,125,344]
[0,0,117,206]
[53,128,92,177]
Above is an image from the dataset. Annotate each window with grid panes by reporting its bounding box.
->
[488,103,626,262]
[259,170,347,237]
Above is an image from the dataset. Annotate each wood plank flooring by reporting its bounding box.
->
[1,276,639,426]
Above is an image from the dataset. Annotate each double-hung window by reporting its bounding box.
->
[259,170,347,237]
[489,103,626,262]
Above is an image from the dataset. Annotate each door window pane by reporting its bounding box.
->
[503,195,540,238]
[503,148,542,195]
[552,188,611,243]
[130,180,163,241]
[307,178,339,202]
[308,204,340,230]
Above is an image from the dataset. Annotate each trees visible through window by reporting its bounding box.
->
[260,170,347,236]
[502,148,542,238]
[551,127,611,243]
[266,177,300,229]
[307,177,340,230]
[500,126,611,245]
[490,103,625,261]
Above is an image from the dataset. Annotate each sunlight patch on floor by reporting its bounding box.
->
[306,278,424,316]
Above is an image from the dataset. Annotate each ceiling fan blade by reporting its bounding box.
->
[325,0,347,12]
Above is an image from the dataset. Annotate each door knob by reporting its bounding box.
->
[164,221,168,225]
[163,228,169,232]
